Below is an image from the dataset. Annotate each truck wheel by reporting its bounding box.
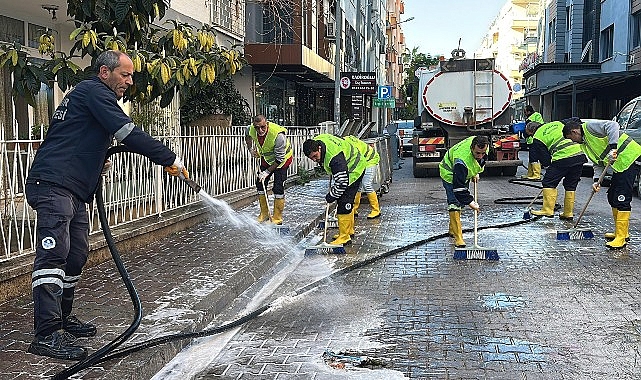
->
[413,160,428,177]
[502,166,517,177]
[413,167,428,178]
[426,168,439,177]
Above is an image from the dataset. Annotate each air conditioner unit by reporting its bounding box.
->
[326,22,336,39]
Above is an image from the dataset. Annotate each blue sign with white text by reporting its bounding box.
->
[378,85,393,99]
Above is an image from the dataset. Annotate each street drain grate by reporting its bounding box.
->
[322,349,391,370]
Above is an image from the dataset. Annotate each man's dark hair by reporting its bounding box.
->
[561,117,583,136]
[253,114,266,124]
[303,139,321,157]
[525,121,542,136]
[525,105,535,114]
[471,135,490,149]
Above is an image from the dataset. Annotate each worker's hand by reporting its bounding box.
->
[471,174,480,183]
[248,145,260,158]
[606,149,618,163]
[325,193,336,204]
[164,156,189,179]
[258,170,270,183]
[468,201,480,211]
[101,159,112,177]
[592,182,601,192]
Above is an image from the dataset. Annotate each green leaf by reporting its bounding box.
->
[114,0,132,25]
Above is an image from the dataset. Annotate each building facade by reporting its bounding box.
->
[476,0,544,101]
[522,0,641,121]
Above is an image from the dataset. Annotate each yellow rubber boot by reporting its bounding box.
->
[604,208,618,239]
[330,213,352,246]
[257,194,270,222]
[527,162,542,180]
[559,191,575,220]
[272,198,284,225]
[606,211,630,249]
[366,192,381,219]
[348,209,355,236]
[449,211,466,248]
[448,213,455,237]
[334,210,356,239]
[531,188,557,217]
[521,163,533,179]
[352,192,362,217]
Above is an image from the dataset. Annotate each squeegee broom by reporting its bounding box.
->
[262,179,290,235]
[305,204,346,255]
[556,163,610,240]
[454,181,499,260]
[523,188,544,220]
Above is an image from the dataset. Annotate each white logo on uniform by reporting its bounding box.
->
[42,237,56,250]
[618,195,626,202]
[346,203,352,210]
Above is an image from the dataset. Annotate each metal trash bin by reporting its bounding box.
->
[363,136,392,195]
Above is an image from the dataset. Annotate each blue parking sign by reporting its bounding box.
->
[377,85,392,99]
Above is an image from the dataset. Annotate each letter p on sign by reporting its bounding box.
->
[378,85,392,99]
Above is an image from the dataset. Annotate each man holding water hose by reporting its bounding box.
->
[25,50,188,361]
[563,118,641,249]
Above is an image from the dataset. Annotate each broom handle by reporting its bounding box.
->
[573,162,611,228]
[322,203,330,243]
[262,178,271,217]
[474,179,478,247]
[526,188,544,209]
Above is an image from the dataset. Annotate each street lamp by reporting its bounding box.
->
[388,17,414,28]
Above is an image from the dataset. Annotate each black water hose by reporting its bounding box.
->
[55,156,542,376]
[53,146,143,380]
[95,216,539,364]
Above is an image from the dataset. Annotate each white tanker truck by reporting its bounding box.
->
[412,50,522,178]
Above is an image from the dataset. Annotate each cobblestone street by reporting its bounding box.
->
[2,156,641,379]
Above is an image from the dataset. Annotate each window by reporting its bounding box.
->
[600,24,614,60]
[0,14,24,44]
[28,23,48,49]
[633,11,641,49]
[548,18,556,44]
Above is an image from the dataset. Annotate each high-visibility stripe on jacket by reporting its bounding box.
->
[581,124,641,173]
[314,134,367,184]
[439,136,486,184]
[533,121,584,162]
[345,136,380,167]
[248,122,293,168]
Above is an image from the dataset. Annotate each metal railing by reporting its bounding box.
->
[0,125,323,262]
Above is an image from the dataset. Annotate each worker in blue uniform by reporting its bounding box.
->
[25,50,188,361]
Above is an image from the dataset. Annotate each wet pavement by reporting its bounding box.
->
[2,154,641,379]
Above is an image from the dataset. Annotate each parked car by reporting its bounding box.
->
[386,120,414,157]
[614,95,641,196]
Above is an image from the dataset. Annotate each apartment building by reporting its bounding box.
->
[476,0,544,100]
[522,0,641,120]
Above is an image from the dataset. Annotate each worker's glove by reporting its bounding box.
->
[248,146,260,158]
[164,156,189,179]
[471,174,480,183]
[258,170,270,183]
[592,178,601,193]
[468,201,480,211]
[606,149,618,163]
[325,193,337,204]
[101,159,112,177]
